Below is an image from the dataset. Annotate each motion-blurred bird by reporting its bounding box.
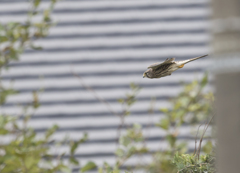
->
[143,54,208,79]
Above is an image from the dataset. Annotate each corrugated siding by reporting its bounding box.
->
[0,0,210,170]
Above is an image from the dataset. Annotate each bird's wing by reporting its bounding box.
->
[148,58,175,69]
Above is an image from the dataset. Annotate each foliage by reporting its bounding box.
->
[173,151,216,173]
[81,161,97,173]
[118,82,141,116]
[0,114,91,173]
[95,74,215,173]
[115,123,148,167]
[0,0,56,69]
[0,0,90,173]
[142,73,214,173]
[0,115,67,173]
[0,112,88,173]
[0,0,57,106]
[157,73,213,129]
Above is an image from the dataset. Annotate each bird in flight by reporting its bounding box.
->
[143,54,208,79]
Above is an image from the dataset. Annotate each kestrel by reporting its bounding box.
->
[143,54,208,79]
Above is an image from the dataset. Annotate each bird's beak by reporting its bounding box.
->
[143,73,146,78]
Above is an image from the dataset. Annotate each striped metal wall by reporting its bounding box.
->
[0,0,210,171]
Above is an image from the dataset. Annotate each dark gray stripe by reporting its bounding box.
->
[0,4,207,16]
[25,42,207,54]
[19,110,161,119]
[46,29,207,40]
[76,136,170,145]
[61,147,201,159]
[11,81,210,94]
[36,124,158,133]
[8,54,208,67]
[62,136,199,145]
[56,16,207,26]
[36,123,210,134]
[2,67,204,80]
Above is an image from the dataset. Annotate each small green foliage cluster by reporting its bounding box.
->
[0,0,56,68]
[115,124,148,167]
[0,87,17,105]
[0,115,63,173]
[173,151,215,173]
[0,113,90,173]
[97,124,147,173]
[157,74,213,130]
[118,82,141,116]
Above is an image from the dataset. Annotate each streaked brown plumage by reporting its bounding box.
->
[143,54,208,79]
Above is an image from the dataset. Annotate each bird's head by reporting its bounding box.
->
[143,69,153,79]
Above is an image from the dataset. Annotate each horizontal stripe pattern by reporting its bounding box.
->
[0,0,211,170]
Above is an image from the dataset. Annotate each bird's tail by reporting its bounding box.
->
[178,54,208,65]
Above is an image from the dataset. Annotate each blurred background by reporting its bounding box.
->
[0,0,214,172]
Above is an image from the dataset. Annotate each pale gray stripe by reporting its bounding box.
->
[0,4,207,16]
[8,54,206,67]
[2,95,169,107]
[2,67,204,80]
[25,42,207,54]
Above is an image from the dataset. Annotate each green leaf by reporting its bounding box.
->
[129,146,136,153]
[81,161,97,172]
[43,9,51,22]
[117,99,124,104]
[188,104,200,112]
[115,148,124,157]
[70,133,87,155]
[155,118,169,130]
[0,36,8,42]
[69,156,79,165]
[137,147,148,153]
[79,133,88,144]
[30,44,43,50]
[130,82,138,90]
[160,108,169,113]
[120,136,131,147]
[133,123,141,129]
[60,166,71,173]
[179,96,190,107]
[32,91,40,109]
[201,73,208,88]
[202,141,213,154]
[166,134,177,148]
[45,124,59,139]
[0,116,6,127]
[0,128,9,135]
[70,141,78,155]
[113,169,120,173]
[33,0,41,8]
